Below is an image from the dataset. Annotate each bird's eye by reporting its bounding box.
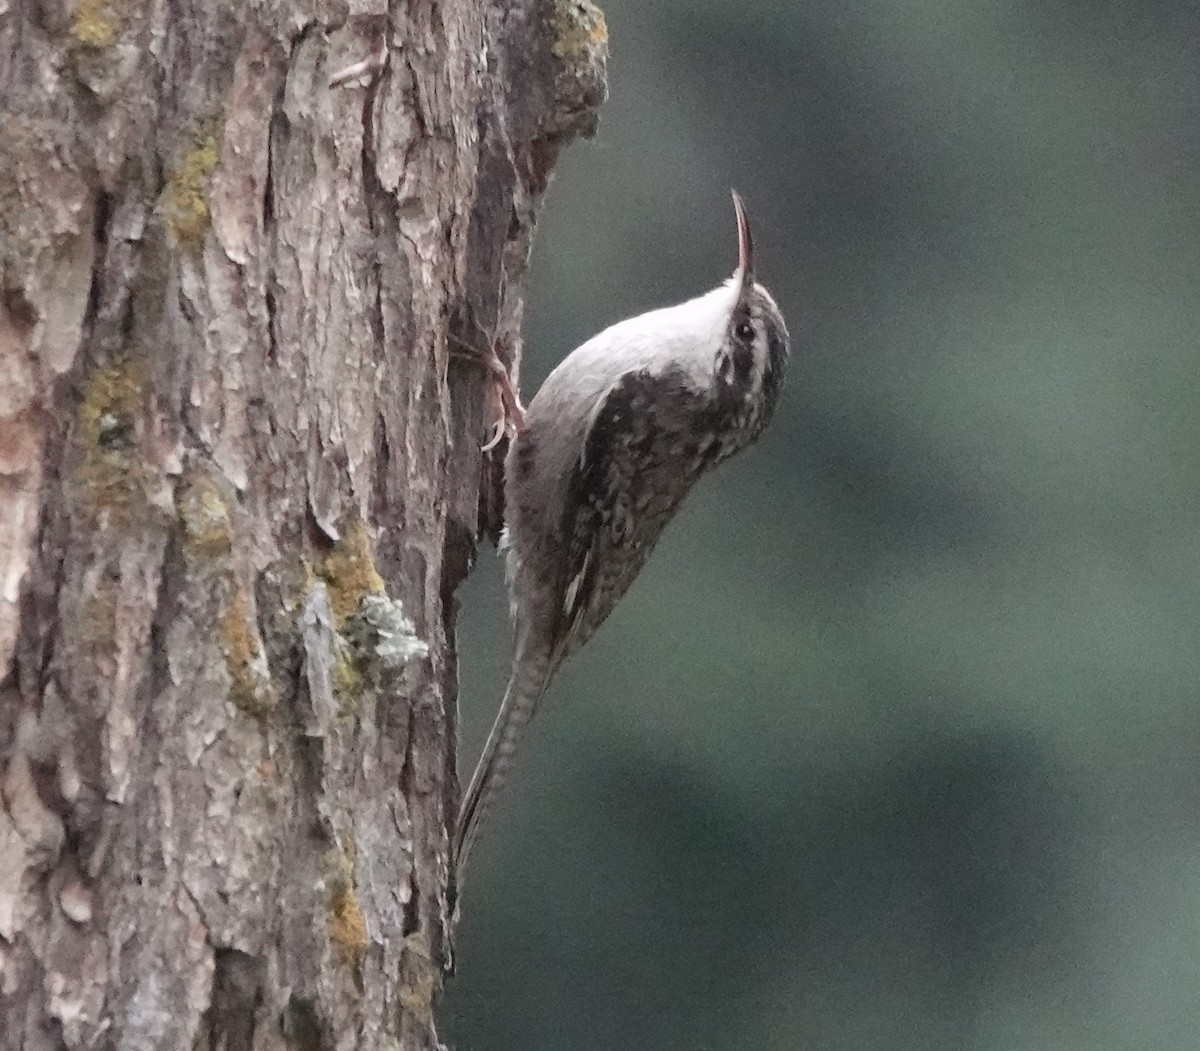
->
[735,319,755,342]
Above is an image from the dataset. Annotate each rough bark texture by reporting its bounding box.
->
[0,1,605,1048]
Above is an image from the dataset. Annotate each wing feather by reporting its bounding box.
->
[553,369,656,655]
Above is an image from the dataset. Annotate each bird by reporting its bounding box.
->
[455,191,790,881]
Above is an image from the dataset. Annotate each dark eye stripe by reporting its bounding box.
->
[731,302,755,343]
[732,344,754,384]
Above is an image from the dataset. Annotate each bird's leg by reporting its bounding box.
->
[479,337,527,451]
[451,334,527,451]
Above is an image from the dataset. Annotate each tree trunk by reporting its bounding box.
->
[0,1,605,1047]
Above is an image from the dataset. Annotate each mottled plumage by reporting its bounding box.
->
[455,194,790,878]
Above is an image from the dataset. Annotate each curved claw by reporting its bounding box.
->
[449,332,527,452]
[479,340,526,452]
[481,418,506,453]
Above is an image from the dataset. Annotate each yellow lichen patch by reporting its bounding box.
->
[327,843,368,967]
[219,585,274,716]
[398,932,438,1024]
[316,516,386,626]
[333,647,365,714]
[329,884,367,966]
[72,0,120,47]
[162,134,219,250]
[76,358,147,521]
[178,470,233,558]
[549,0,608,63]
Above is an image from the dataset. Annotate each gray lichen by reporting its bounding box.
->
[342,595,429,671]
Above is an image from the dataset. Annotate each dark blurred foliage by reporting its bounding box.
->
[445,2,1200,1047]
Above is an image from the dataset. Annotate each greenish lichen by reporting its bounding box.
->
[549,0,608,65]
[316,516,386,627]
[162,134,219,249]
[72,0,120,47]
[219,585,275,717]
[178,470,233,559]
[75,358,147,522]
[327,841,367,967]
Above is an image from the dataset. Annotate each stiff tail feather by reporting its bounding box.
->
[454,644,554,880]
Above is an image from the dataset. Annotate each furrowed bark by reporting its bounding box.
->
[0,1,606,1048]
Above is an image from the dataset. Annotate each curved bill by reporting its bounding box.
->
[731,189,754,288]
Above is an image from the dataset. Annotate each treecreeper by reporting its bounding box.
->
[456,192,790,885]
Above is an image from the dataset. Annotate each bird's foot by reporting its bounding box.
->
[449,332,527,450]
[474,339,527,452]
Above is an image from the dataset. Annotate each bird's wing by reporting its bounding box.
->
[456,372,658,880]
[554,368,658,657]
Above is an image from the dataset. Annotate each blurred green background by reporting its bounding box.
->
[445,2,1200,1048]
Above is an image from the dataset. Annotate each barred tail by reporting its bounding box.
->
[454,642,554,880]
